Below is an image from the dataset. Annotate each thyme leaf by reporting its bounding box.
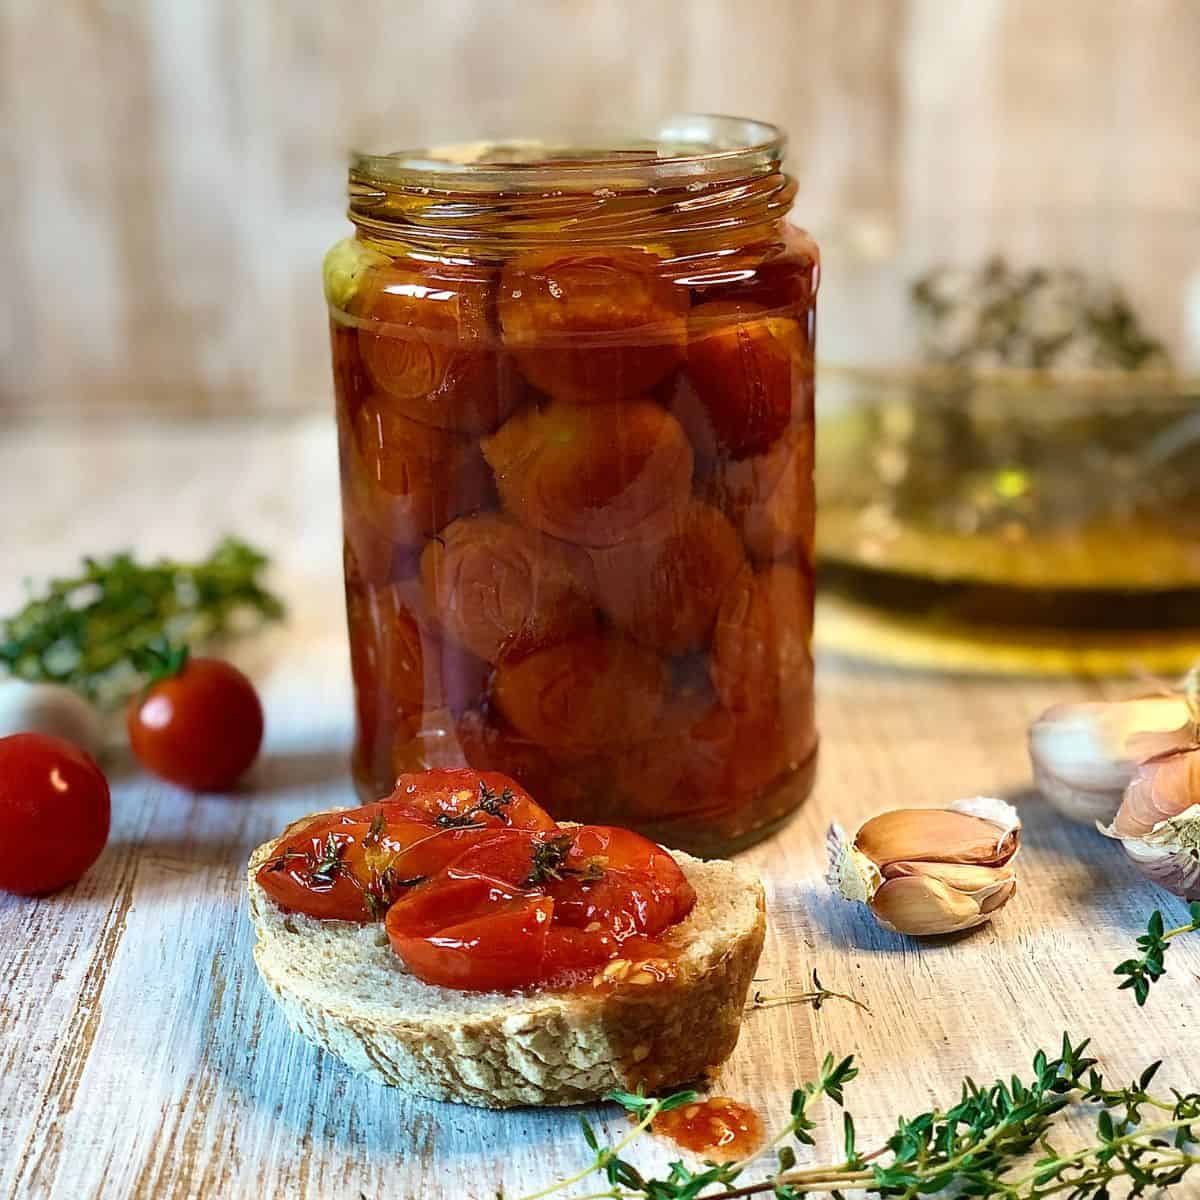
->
[309,833,348,886]
[363,812,387,849]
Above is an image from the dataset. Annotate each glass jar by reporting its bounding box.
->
[324,115,819,855]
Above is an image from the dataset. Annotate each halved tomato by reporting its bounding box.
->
[386,874,554,991]
[383,768,557,831]
[255,813,502,921]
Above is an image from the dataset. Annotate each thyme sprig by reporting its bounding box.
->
[513,1035,1199,1199]
[435,780,517,828]
[524,835,576,887]
[0,536,284,705]
[1116,904,1200,1006]
[745,969,871,1016]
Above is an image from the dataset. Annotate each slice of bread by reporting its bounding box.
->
[247,815,766,1108]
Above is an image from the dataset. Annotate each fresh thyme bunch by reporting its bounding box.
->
[516,1035,1199,1199]
[0,537,284,706]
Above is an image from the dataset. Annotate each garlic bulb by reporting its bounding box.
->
[1102,745,1200,900]
[0,679,104,755]
[1028,695,1193,825]
[827,797,1021,937]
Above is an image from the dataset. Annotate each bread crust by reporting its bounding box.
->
[246,817,765,1108]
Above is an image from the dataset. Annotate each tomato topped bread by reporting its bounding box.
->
[247,769,765,1107]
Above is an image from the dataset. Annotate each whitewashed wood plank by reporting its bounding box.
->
[1,419,1198,1198]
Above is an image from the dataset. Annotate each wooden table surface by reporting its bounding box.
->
[2,416,1197,1200]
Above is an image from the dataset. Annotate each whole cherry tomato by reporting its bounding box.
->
[127,648,263,792]
[0,733,111,895]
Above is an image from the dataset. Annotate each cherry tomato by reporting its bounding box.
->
[548,826,696,933]
[127,655,263,791]
[256,814,498,921]
[383,768,558,832]
[387,885,554,992]
[0,733,111,895]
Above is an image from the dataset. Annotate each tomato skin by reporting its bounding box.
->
[0,733,111,896]
[127,657,264,791]
[387,883,553,992]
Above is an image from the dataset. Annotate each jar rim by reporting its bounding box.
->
[350,113,786,193]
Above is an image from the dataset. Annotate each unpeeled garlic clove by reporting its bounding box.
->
[827,797,1021,937]
[1028,695,1194,826]
[870,874,997,936]
[1102,745,1200,900]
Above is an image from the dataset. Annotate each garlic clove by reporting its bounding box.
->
[828,798,1021,938]
[1029,695,1193,825]
[1103,742,1200,900]
[1112,749,1200,839]
[0,679,104,755]
[869,874,988,937]
[885,860,1016,907]
[854,807,1018,870]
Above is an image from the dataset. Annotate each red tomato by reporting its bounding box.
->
[0,733,111,895]
[255,813,498,921]
[548,826,697,934]
[127,656,264,791]
[385,768,558,832]
[388,889,554,992]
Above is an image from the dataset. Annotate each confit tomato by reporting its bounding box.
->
[255,813,497,921]
[383,768,558,832]
[0,733,111,896]
[127,652,263,792]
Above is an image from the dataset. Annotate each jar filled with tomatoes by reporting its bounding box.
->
[325,115,818,855]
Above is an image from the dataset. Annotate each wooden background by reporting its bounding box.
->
[2,0,1198,418]
[2,418,1199,1199]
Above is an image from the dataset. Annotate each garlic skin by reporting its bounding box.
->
[0,679,104,755]
[828,797,1021,937]
[1029,695,1194,825]
[1102,746,1200,900]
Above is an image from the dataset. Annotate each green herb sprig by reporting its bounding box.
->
[0,537,284,705]
[512,1035,1199,1199]
[1116,904,1200,1006]
[434,780,517,828]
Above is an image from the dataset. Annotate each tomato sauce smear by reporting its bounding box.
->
[652,1097,765,1161]
[255,768,697,992]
